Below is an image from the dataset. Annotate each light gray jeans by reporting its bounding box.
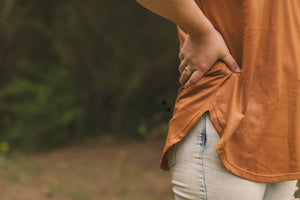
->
[170,112,298,200]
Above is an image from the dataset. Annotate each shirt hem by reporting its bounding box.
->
[160,104,300,183]
[217,146,300,183]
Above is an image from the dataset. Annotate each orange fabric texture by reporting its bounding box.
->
[160,0,300,183]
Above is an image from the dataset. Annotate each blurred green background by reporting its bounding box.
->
[0,1,180,199]
[0,0,180,151]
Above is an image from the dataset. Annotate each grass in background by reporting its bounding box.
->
[0,135,172,200]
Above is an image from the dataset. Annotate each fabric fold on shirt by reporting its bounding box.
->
[160,0,300,183]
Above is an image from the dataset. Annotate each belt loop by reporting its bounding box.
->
[204,111,208,119]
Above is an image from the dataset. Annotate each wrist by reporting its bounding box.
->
[187,21,214,38]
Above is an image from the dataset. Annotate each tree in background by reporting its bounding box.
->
[0,0,179,150]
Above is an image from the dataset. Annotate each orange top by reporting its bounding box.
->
[160,0,300,183]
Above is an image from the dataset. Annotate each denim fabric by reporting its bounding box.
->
[170,112,297,200]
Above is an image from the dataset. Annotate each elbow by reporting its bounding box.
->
[135,0,148,9]
[135,0,144,5]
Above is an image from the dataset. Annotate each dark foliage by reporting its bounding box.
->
[0,0,180,150]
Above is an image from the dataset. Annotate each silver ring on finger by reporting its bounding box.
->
[183,66,192,76]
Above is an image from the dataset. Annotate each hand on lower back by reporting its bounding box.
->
[178,28,241,88]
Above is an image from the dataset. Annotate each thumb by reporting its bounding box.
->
[223,54,241,73]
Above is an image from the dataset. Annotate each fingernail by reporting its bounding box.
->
[235,68,241,73]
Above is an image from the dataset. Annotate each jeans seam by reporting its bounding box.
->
[200,112,208,200]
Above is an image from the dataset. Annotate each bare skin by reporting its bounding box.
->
[136,0,241,88]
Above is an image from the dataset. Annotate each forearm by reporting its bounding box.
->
[136,0,213,36]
